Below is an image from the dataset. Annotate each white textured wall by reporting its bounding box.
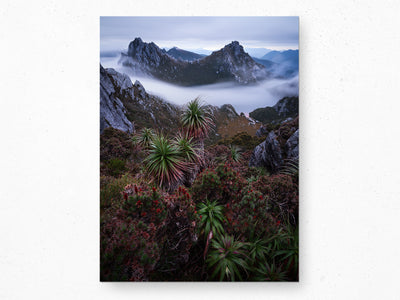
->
[1,0,400,299]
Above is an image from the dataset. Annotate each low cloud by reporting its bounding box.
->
[101,57,298,114]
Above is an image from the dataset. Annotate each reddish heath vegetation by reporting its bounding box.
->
[100,97,299,281]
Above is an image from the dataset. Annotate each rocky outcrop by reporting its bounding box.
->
[273,96,299,119]
[119,38,268,86]
[219,104,239,120]
[249,96,298,124]
[100,65,134,134]
[100,65,181,135]
[249,131,283,173]
[285,129,299,159]
[255,125,269,137]
[249,120,299,173]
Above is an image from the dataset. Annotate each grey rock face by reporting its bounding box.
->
[285,129,299,159]
[127,38,166,68]
[100,65,134,134]
[249,131,283,173]
[273,96,299,118]
[133,80,147,100]
[249,140,267,168]
[255,126,269,137]
[219,104,239,120]
[263,131,283,172]
[105,68,133,91]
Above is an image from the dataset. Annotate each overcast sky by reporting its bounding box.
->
[100,16,298,53]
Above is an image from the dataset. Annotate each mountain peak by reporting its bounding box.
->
[126,38,166,68]
[119,38,268,85]
[227,41,240,47]
[224,41,243,51]
[219,41,247,58]
[132,37,143,44]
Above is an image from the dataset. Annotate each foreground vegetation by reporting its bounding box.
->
[100,98,299,281]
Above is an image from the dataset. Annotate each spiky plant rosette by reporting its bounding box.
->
[197,199,225,237]
[280,157,299,182]
[133,128,155,149]
[254,262,288,281]
[206,235,249,281]
[229,144,242,163]
[174,132,203,166]
[181,97,214,139]
[144,134,186,190]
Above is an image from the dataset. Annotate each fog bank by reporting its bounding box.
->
[100,56,298,114]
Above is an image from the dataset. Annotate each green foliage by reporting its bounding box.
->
[245,167,269,183]
[280,158,299,183]
[100,214,163,281]
[217,132,264,151]
[246,238,269,266]
[273,225,299,279]
[106,158,126,177]
[253,262,288,281]
[133,128,155,149]
[230,185,277,238]
[191,163,245,204]
[100,174,133,208]
[144,134,186,190]
[206,235,249,281]
[100,127,133,161]
[197,200,225,237]
[181,97,214,139]
[123,185,167,224]
[174,132,202,165]
[229,145,242,163]
[252,174,299,225]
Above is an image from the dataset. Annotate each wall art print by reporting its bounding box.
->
[100,16,299,281]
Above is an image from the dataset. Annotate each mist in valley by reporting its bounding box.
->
[100,56,298,114]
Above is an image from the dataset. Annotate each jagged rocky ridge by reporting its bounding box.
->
[100,65,254,139]
[119,38,269,86]
[100,65,134,133]
[100,64,181,134]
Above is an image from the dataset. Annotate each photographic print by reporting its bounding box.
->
[100,16,299,281]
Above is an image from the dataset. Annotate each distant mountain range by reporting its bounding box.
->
[118,38,269,86]
[260,50,299,77]
[262,50,299,66]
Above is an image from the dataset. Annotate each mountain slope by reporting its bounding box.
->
[166,47,205,61]
[100,65,261,140]
[119,38,269,86]
[252,57,278,68]
[249,96,299,124]
[100,65,134,134]
[261,50,299,77]
[100,65,181,134]
[262,50,298,65]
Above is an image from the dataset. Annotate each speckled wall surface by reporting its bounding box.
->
[1,0,400,299]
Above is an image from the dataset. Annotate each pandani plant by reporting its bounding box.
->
[181,97,214,140]
[132,127,155,150]
[206,234,249,281]
[144,133,186,190]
